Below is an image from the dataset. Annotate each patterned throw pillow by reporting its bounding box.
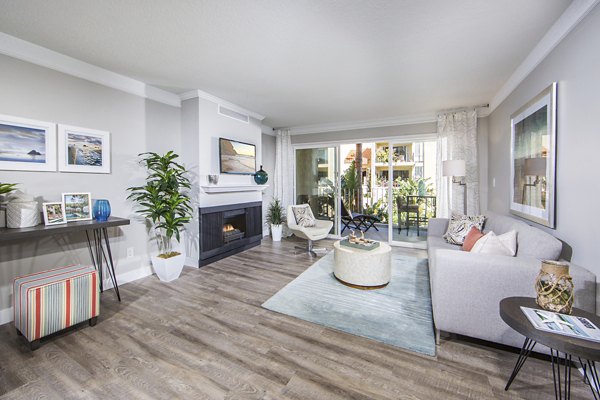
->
[443,213,486,245]
[292,205,316,227]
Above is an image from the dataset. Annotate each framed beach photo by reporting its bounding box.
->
[510,83,557,228]
[42,202,67,226]
[0,114,57,172]
[58,125,111,173]
[62,193,93,222]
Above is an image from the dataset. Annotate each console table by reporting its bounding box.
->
[0,217,130,301]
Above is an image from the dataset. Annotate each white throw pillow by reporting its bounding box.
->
[471,230,517,256]
[443,212,486,245]
[291,204,316,227]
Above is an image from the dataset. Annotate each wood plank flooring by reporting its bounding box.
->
[0,238,592,399]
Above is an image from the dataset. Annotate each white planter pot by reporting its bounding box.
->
[151,253,185,282]
[0,209,5,228]
[271,224,283,241]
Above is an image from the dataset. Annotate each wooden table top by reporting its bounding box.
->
[0,217,130,242]
[500,296,600,360]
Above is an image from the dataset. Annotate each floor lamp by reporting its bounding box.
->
[443,160,467,214]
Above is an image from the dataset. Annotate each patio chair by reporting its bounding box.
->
[340,200,380,233]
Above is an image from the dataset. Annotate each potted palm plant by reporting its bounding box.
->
[266,198,286,241]
[0,182,18,228]
[127,151,193,282]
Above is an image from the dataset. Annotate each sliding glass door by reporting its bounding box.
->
[295,147,339,235]
[294,136,437,248]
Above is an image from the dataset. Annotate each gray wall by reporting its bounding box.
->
[487,5,600,276]
[261,132,276,234]
[0,54,180,318]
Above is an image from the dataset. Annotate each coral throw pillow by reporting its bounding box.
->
[462,227,484,251]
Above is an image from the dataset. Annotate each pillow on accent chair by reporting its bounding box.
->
[471,230,517,256]
[291,204,316,227]
[462,226,484,251]
[443,213,486,245]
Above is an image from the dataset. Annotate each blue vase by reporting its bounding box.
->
[254,165,268,184]
[93,199,111,222]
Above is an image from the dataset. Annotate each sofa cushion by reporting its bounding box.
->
[483,211,561,260]
[471,230,517,256]
[443,213,486,245]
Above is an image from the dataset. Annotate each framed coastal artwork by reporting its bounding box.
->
[510,82,557,228]
[42,202,67,226]
[58,125,111,173]
[62,192,93,222]
[0,114,57,171]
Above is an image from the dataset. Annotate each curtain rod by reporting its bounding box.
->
[438,103,489,114]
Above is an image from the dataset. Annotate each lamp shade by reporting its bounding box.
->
[524,157,546,176]
[442,160,466,177]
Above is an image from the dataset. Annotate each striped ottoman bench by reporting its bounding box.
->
[14,265,100,350]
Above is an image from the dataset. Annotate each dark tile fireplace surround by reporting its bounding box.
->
[198,201,262,266]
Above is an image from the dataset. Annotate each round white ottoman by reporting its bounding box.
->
[333,240,392,289]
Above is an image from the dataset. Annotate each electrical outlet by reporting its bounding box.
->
[127,247,134,258]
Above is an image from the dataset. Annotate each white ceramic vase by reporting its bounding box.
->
[271,224,283,241]
[0,208,5,228]
[151,253,185,282]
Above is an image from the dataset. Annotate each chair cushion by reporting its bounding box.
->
[291,204,316,227]
[443,212,486,245]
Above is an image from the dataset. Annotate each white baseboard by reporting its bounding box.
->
[102,264,153,290]
[185,256,197,267]
[0,307,13,327]
[0,263,155,326]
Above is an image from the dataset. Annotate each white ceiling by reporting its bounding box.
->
[0,0,571,128]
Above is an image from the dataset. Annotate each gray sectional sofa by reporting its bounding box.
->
[427,211,596,350]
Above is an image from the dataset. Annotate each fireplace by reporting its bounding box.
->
[198,202,262,266]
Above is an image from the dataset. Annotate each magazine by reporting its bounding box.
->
[521,306,600,343]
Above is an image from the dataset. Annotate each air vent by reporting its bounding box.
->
[218,105,249,123]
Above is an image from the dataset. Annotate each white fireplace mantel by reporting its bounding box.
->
[200,184,269,194]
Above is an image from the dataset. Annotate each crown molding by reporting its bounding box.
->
[490,0,600,111]
[286,112,438,135]
[0,32,181,107]
[180,90,265,121]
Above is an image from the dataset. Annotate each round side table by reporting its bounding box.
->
[333,241,392,289]
[500,297,600,399]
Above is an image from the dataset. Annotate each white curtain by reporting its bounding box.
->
[274,129,295,233]
[436,110,479,217]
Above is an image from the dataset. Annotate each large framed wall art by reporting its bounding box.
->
[0,114,57,172]
[510,82,557,228]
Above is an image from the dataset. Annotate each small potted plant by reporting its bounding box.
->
[127,151,193,282]
[0,182,18,228]
[266,198,286,241]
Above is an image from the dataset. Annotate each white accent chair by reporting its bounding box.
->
[287,205,333,256]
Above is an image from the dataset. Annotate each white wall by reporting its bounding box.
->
[261,132,276,235]
[487,6,600,283]
[180,97,266,262]
[0,54,181,321]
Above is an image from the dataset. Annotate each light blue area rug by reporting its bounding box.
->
[262,252,436,356]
